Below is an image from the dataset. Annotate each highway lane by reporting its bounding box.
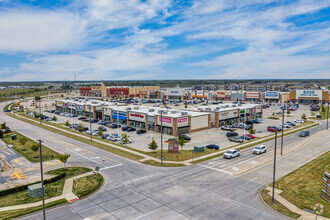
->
[2,103,328,219]
[199,121,326,176]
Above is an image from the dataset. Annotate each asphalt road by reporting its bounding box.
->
[0,103,328,220]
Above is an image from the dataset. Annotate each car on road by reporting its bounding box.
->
[221,125,235,131]
[179,134,191,141]
[136,129,147,134]
[228,137,244,143]
[299,130,309,137]
[223,149,240,159]
[252,145,266,155]
[226,131,238,137]
[294,119,304,123]
[205,144,219,150]
[127,127,136,132]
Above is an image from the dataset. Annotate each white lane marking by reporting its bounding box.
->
[232,167,238,171]
[65,148,118,168]
[208,161,226,167]
[198,164,233,175]
[100,164,122,171]
[228,156,260,167]
[90,157,100,159]
[73,148,81,151]
[248,160,258,165]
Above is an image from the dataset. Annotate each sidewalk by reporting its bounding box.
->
[0,171,94,212]
[9,113,319,165]
[265,186,328,220]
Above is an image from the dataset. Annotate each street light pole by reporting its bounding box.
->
[89,105,92,141]
[326,101,329,130]
[281,105,284,155]
[160,111,163,166]
[272,130,278,203]
[39,99,42,125]
[38,139,46,220]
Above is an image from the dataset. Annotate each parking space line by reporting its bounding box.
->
[13,172,22,179]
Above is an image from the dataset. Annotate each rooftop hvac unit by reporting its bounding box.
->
[181,112,188,115]
[197,108,202,110]
[149,109,154,112]
[232,105,236,107]
[127,107,131,110]
[225,105,229,107]
[158,110,163,114]
[163,111,168,115]
[238,104,242,106]
[171,110,177,114]
[134,107,139,110]
[216,107,221,109]
[205,108,212,111]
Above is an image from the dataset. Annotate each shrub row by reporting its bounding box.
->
[0,172,66,197]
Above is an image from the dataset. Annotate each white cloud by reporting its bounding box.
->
[0,9,87,53]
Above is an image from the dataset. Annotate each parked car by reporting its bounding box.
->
[98,120,106,125]
[127,127,136,132]
[243,134,255,139]
[223,149,240,159]
[136,129,147,134]
[294,119,304,123]
[288,108,296,111]
[102,134,111,139]
[244,124,253,130]
[179,134,191,141]
[105,122,112,127]
[267,126,277,132]
[85,130,92,135]
[111,124,121,128]
[239,135,251,140]
[286,121,296,127]
[205,144,219,150]
[122,126,130,131]
[232,123,245,129]
[228,137,244,143]
[276,110,284,114]
[79,127,89,132]
[252,119,262,124]
[226,131,238,137]
[119,139,133,144]
[91,129,99,136]
[221,125,234,131]
[90,119,99,123]
[99,126,107,131]
[253,145,266,155]
[69,123,78,128]
[279,123,291,128]
[299,130,309,137]
[78,116,87,120]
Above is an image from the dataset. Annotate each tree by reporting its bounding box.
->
[0,129,3,138]
[52,116,57,122]
[148,138,158,152]
[286,109,291,114]
[78,123,84,131]
[19,137,28,145]
[31,144,39,152]
[1,122,6,129]
[249,128,256,135]
[35,96,41,101]
[64,120,70,127]
[178,136,186,150]
[302,113,307,121]
[272,112,275,117]
[58,154,70,170]
[121,133,129,144]
[98,126,103,136]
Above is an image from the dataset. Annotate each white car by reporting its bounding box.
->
[294,119,304,123]
[223,149,240,159]
[279,123,291,128]
[253,145,266,155]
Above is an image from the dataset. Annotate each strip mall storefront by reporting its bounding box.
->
[264,91,280,103]
[245,92,261,102]
[290,90,329,104]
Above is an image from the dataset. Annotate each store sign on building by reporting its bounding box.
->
[129,113,145,122]
[265,92,279,98]
[246,92,260,98]
[240,109,249,114]
[159,116,173,126]
[177,118,188,127]
[166,88,183,96]
[77,105,83,110]
[296,90,322,98]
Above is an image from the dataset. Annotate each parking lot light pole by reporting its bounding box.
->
[38,139,46,220]
[281,107,284,155]
[326,101,329,130]
[272,130,278,203]
[160,111,163,166]
[39,99,42,125]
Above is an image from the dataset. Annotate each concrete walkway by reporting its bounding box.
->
[0,171,95,212]
[10,113,319,166]
[266,186,328,220]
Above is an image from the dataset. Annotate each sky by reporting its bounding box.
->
[0,0,329,81]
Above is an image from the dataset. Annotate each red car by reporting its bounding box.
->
[288,108,296,111]
[243,134,255,139]
[267,126,276,132]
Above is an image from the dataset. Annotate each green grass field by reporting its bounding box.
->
[0,167,91,208]
[1,132,60,163]
[273,151,330,218]
[73,173,103,198]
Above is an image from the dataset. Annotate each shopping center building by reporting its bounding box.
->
[289,89,329,104]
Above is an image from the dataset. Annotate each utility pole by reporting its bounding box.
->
[89,105,92,141]
[160,111,163,166]
[38,139,46,220]
[272,130,278,203]
[281,105,284,155]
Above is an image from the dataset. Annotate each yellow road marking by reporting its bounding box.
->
[13,172,21,179]
[14,159,18,163]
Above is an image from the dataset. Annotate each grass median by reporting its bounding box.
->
[73,173,103,198]
[272,151,330,218]
[1,132,60,162]
[143,160,186,167]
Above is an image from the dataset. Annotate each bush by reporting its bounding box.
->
[19,137,28,145]
[64,120,70,127]
[31,144,39,152]
[0,172,66,197]
[4,126,11,134]
[0,129,3,138]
